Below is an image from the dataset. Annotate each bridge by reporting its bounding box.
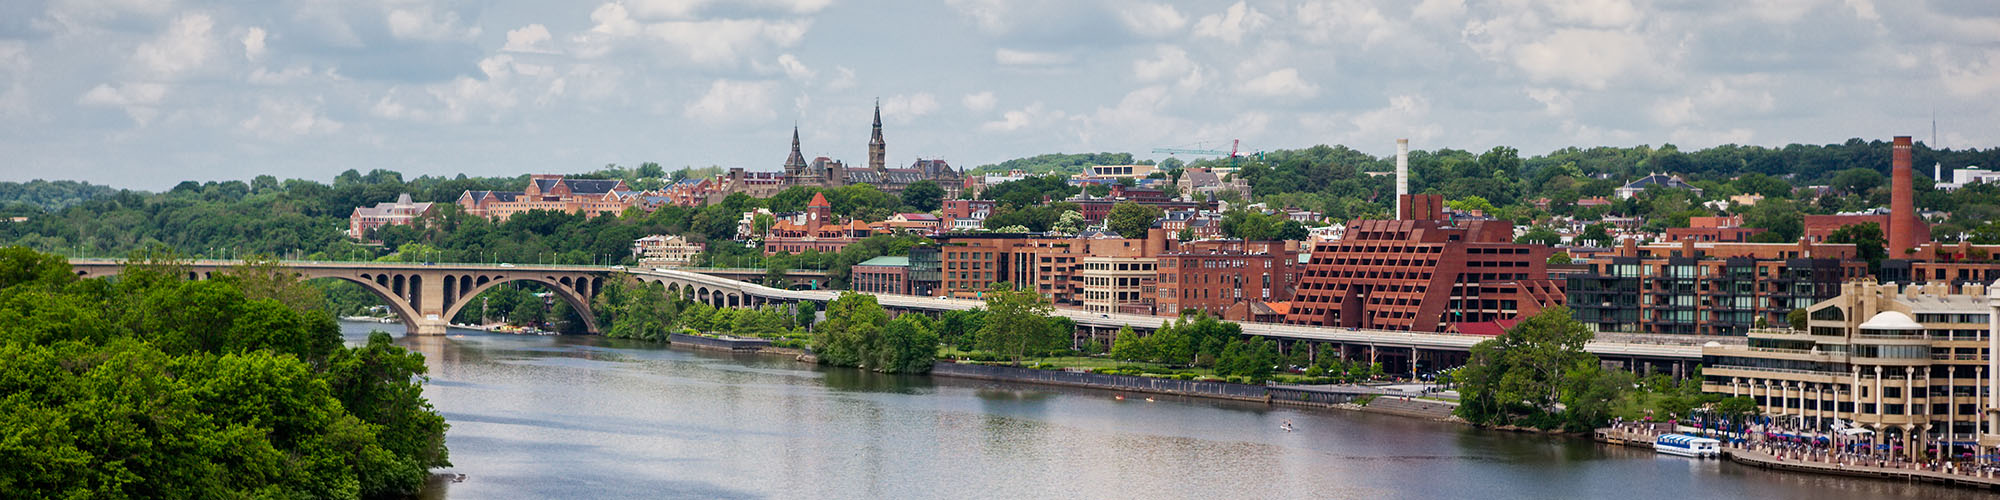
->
[69,259,612,336]
[62,259,1703,373]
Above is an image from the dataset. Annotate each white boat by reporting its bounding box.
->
[1654,434,1721,458]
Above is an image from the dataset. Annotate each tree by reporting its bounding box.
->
[901,180,945,212]
[1515,226,1562,246]
[1106,202,1164,238]
[815,292,888,367]
[873,314,939,374]
[1576,224,1613,247]
[795,300,819,331]
[1176,227,1196,241]
[1827,222,1887,274]
[975,283,1058,365]
[937,308,985,350]
[1109,325,1152,361]
[1787,307,1808,330]
[1454,306,1601,428]
[1547,251,1573,264]
[1049,210,1086,235]
[1275,219,1309,241]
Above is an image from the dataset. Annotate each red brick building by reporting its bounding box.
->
[1664,215,1766,243]
[1283,194,1565,332]
[1155,239,1300,320]
[850,256,911,295]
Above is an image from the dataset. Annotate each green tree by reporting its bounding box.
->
[1454,306,1601,428]
[873,314,939,373]
[795,300,819,331]
[1827,222,1887,274]
[1109,325,1152,362]
[1106,201,1164,238]
[815,292,889,367]
[975,283,1058,365]
[1515,226,1562,246]
[901,180,945,212]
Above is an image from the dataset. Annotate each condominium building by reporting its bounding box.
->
[1700,281,2000,458]
[1284,194,1565,332]
[1079,257,1158,314]
[934,230,1169,302]
[1567,239,1867,336]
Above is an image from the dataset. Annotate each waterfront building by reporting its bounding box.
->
[1080,256,1159,314]
[1283,194,1565,332]
[851,256,911,295]
[632,234,704,268]
[933,229,1170,302]
[347,193,434,240]
[457,175,635,220]
[763,193,874,255]
[1567,239,1866,336]
[1700,280,2000,459]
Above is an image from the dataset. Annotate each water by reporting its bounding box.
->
[339,323,1987,500]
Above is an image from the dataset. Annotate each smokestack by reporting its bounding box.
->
[1889,136,1916,257]
[1396,138,1409,220]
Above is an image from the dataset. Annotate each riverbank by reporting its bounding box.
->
[1595,424,2000,492]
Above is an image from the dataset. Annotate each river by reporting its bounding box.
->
[337,322,1986,500]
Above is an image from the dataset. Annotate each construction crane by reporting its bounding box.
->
[1152,139,1257,168]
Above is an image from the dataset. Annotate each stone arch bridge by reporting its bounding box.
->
[69,259,611,335]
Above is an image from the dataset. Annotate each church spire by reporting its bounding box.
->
[868,99,886,171]
[785,126,808,175]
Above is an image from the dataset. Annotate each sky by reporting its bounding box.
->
[1,0,1997,190]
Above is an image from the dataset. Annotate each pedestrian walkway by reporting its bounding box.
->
[1727,447,2000,490]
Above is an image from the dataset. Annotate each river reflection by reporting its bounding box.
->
[339,323,1987,500]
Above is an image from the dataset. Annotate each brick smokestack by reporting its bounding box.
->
[1889,136,1918,257]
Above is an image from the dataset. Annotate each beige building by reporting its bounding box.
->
[1701,280,2000,458]
[1080,256,1158,314]
[632,235,705,268]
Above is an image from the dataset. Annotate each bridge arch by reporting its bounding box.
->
[312,274,426,333]
[442,274,601,334]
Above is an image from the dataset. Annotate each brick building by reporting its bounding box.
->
[851,256,911,295]
[1283,194,1565,332]
[1567,238,1866,336]
[457,175,635,220]
[348,193,434,240]
[1156,239,1300,320]
[1664,215,1767,243]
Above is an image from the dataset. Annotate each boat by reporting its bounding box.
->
[1653,434,1721,458]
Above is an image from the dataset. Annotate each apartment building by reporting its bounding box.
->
[1567,239,1867,336]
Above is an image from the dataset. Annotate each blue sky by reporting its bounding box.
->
[2,0,1997,190]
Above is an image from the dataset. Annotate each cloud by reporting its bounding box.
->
[995,48,1071,66]
[1192,1,1269,45]
[1239,68,1318,98]
[502,24,557,54]
[577,4,812,65]
[981,102,1065,132]
[880,93,937,123]
[776,53,814,80]
[242,27,267,62]
[77,82,168,125]
[1133,45,1205,91]
[625,0,833,19]
[240,97,343,140]
[826,66,856,89]
[1118,2,1188,33]
[962,91,996,112]
[386,6,482,42]
[133,13,216,78]
[1511,29,1652,89]
[1411,0,1466,22]
[684,79,777,125]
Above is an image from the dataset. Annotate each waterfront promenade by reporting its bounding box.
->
[1597,423,2000,491]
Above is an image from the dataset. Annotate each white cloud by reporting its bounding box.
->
[684,79,777,125]
[1511,29,1651,89]
[77,82,168,125]
[1545,0,1640,28]
[826,66,856,90]
[1411,0,1466,22]
[1651,96,1697,126]
[1239,68,1318,98]
[502,24,557,54]
[577,5,812,65]
[241,27,267,62]
[240,97,343,140]
[962,91,996,112]
[1118,2,1187,33]
[387,6,481,42]
[133,13,216,78]
[1939,49,2000,98]
[776,53,814,80]
[981,102,1065,132]
[625,0,833,19]
[1192,1,1270,45]
[881,93,938,123]
[248,65,314,85]
[1525,87,1573,116]
[995,48,1071,66]
[1133,45,1205,91]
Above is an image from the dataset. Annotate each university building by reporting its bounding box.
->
[457,175,635,220]
[1701,281,2000,458]
[348,193,434,240]
[707,102,964,204]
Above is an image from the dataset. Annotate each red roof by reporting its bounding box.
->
[808,192,831,207]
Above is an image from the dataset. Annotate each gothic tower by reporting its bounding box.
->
[868,99,886,172]
[784,126,809,178]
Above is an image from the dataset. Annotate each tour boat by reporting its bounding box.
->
[1654,434,1721,458]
